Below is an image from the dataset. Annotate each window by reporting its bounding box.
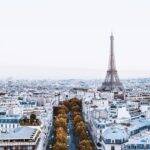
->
[115,139,121,144]
[111,146,115,150]
[112,140,114,143]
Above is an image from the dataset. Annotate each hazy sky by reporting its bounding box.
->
[0,0,150,79]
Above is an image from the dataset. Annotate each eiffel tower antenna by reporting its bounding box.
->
[98,33,124,92]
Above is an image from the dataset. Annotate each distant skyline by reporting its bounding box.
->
[0,0,150,79]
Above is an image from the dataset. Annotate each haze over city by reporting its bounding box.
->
[0,0,150,79]
[1,1,150,150]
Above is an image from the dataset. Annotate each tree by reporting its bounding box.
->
[75,121,85,129]
[75,124,86,136]
[58,109,66,115]
[30,113,36,123]
[56,127,67,143]
[71,105,80,112]
[73,115,82,125]
[55,117,67,130]
[70,98,81,107]
[56,132,67,143]
[79,130,88,141]
[19,119,24,125]
[57,114,67,119]
[63,100,69,108]
[53,142,67,150]
[79,140,93,150]
[59,105,69,114]
[72,111,81,118]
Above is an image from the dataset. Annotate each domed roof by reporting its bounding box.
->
[102,126,129,140]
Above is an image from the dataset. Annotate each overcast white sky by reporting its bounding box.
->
[0,0,150,79]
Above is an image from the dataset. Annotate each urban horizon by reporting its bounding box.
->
[0,66,149,79]
[0,1,150,150]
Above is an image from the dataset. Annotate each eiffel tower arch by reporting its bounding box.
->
[98,33,124,92]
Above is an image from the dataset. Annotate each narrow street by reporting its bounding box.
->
[46,125,54,150]
[46,113,77,150]
[68,112,76,150]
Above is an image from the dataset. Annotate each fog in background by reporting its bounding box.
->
[0,0,150,79]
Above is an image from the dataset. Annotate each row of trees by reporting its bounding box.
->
[69,98,94,150]
[52,98,94,150]
[53,105,68,150]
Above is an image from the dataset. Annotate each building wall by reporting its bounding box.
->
[0,123,19,132]
[0,145,36,150]
[102,141,122,150]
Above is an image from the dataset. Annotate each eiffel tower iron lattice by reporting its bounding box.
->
[98,33,124,92]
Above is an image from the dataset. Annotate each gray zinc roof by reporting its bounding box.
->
[0,127,38,140]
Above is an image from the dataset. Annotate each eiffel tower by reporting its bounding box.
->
[98,33,124,92]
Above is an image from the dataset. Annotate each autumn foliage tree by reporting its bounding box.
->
[79,140,93,150]
[53,105,68,150]
[73,115,82,125]
[69,98,94,150]
[53,142,67,150]
[52,98,94,150]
